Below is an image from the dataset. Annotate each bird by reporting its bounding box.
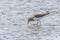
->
[27,11,49,24]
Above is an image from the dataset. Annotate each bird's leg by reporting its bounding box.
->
[37,20,38,28]
[39,20,41,26]
[36,20,40,29]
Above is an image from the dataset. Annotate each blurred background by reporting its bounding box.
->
[0,0,60,40]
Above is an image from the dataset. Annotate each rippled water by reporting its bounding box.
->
[0,0,60,40]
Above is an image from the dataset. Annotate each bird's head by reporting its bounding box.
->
[27,16,35,24]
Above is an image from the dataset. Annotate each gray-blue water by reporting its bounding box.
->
[0,0,60,40]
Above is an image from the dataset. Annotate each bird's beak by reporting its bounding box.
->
[27,21,29,24]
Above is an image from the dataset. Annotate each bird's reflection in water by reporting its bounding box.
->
[28,21,41,31]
